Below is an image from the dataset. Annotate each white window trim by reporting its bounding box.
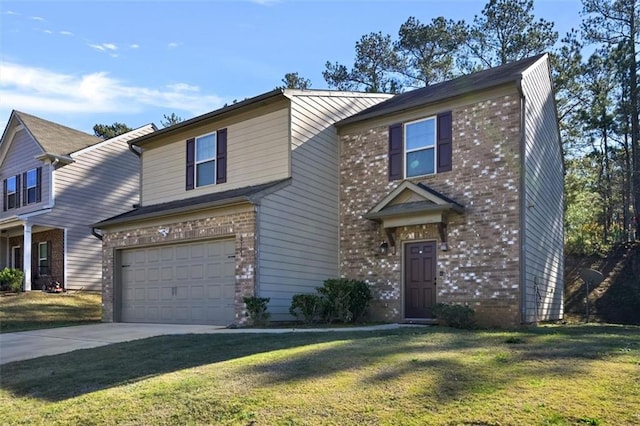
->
[11,246,21,269]
[6,175,17,209]
[26,168,37,204]
[194,131,217,188]
[38,242,48,275]
[404,116,438,179]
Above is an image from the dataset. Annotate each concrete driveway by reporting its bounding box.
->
[0,322,401,365]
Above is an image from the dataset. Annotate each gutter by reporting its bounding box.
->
[91,227,103,241]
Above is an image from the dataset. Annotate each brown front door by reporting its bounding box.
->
[404,241,437,318]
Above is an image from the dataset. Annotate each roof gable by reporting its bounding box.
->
[337,54,546,126]
[9,111,101,157]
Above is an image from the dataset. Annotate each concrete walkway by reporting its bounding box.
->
[0,322,402,365]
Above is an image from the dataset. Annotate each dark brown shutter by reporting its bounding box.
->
[15,174,21,207]
[437,111,453,173]
[36,167,42,203]
[388,123,403,181]
[22,172,27,206]
[2,179,6,211]
[186,138,195,190]
[216,128,227,184]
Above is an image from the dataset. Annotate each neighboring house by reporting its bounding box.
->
[0,111,155,291]
[336,53,563,327]
[94,90,392,325]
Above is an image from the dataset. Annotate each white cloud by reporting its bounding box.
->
[30,16,45,21]
[249,0,281,5]
[167,42,180,49]
[129,43,140,49]
[89,43,118,52]
[43,29,53,34]
[0,62,225,117]
[60,31,74,36]
[4,10,20,16]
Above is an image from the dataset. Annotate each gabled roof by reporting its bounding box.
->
[11,110,102,156]
[364,181,464,222]
[94,178,291,228]
[337,54,546,127]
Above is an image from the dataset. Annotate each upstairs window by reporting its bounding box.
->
[196,133,216,187]
[25,168,38,204]
[405,117,436,178]
[186,128,227,190]
[388,111,452,181]
[6,176,17,209]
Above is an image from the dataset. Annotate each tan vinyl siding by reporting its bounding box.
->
[0,129,49,216]
[258,93,390,319]
[521,57,564,323]
[141,102,291,205]
[34,129,150,290]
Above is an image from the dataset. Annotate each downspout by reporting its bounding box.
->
[517,77,527,325]
[91,227,103,241]
[128,144,141,157]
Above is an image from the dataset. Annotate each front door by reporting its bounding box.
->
[404,241,437,318]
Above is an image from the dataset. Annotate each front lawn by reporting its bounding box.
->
[0,291,102,333]
[1,324,638,425]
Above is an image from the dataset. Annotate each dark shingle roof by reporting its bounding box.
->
[337,54,545,126]
[14,111,102,156]
[94,178,291,228]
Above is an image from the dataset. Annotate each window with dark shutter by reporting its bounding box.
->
[437,111,453,173]
[388,123,403,181]
[186,138,195,190]
[22,172,27,206]
[216,128,227,184]
[15,174,21,207]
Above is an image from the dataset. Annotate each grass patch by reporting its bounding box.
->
[0,291,101,333]
[1,324,639,424]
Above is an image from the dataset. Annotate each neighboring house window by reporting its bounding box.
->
[3,175,20,211]
[24,168,41,205]
[38,242,50,276]
[388,111,452,181]
[185,128,227,190]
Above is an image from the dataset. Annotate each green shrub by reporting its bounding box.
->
[432,303,476,329]
[289,294,322,324]
[243,296,270,327]
[0,268,24,292]
[317,278,372,324]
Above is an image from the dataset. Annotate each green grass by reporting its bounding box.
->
[0,291,102,333]
[1,324,638,425]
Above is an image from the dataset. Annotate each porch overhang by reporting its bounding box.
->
[364,181,465,228]
[364,181,464,251]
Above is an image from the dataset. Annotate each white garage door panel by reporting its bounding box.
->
[120,240,236,325]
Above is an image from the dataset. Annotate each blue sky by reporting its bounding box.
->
[0,0,583,134]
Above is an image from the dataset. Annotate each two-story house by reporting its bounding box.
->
[0,111,155,291]
[94,90,392,325]
[96,54,563,328]
[337,53,563,327]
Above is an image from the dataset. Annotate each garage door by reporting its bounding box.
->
[120,239,236,325]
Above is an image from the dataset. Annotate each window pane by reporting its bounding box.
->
[27,169,37,187]
[28,187,37,204]
[39,243,48,258]
[406,119,435,150]
[7,176,16,193]
[196,134,216,161]
[196,160,215,186]
[407,148,434,177]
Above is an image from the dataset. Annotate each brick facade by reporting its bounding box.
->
[101,208,257,325]
[339,94,523,327]
[9,228,65,289]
